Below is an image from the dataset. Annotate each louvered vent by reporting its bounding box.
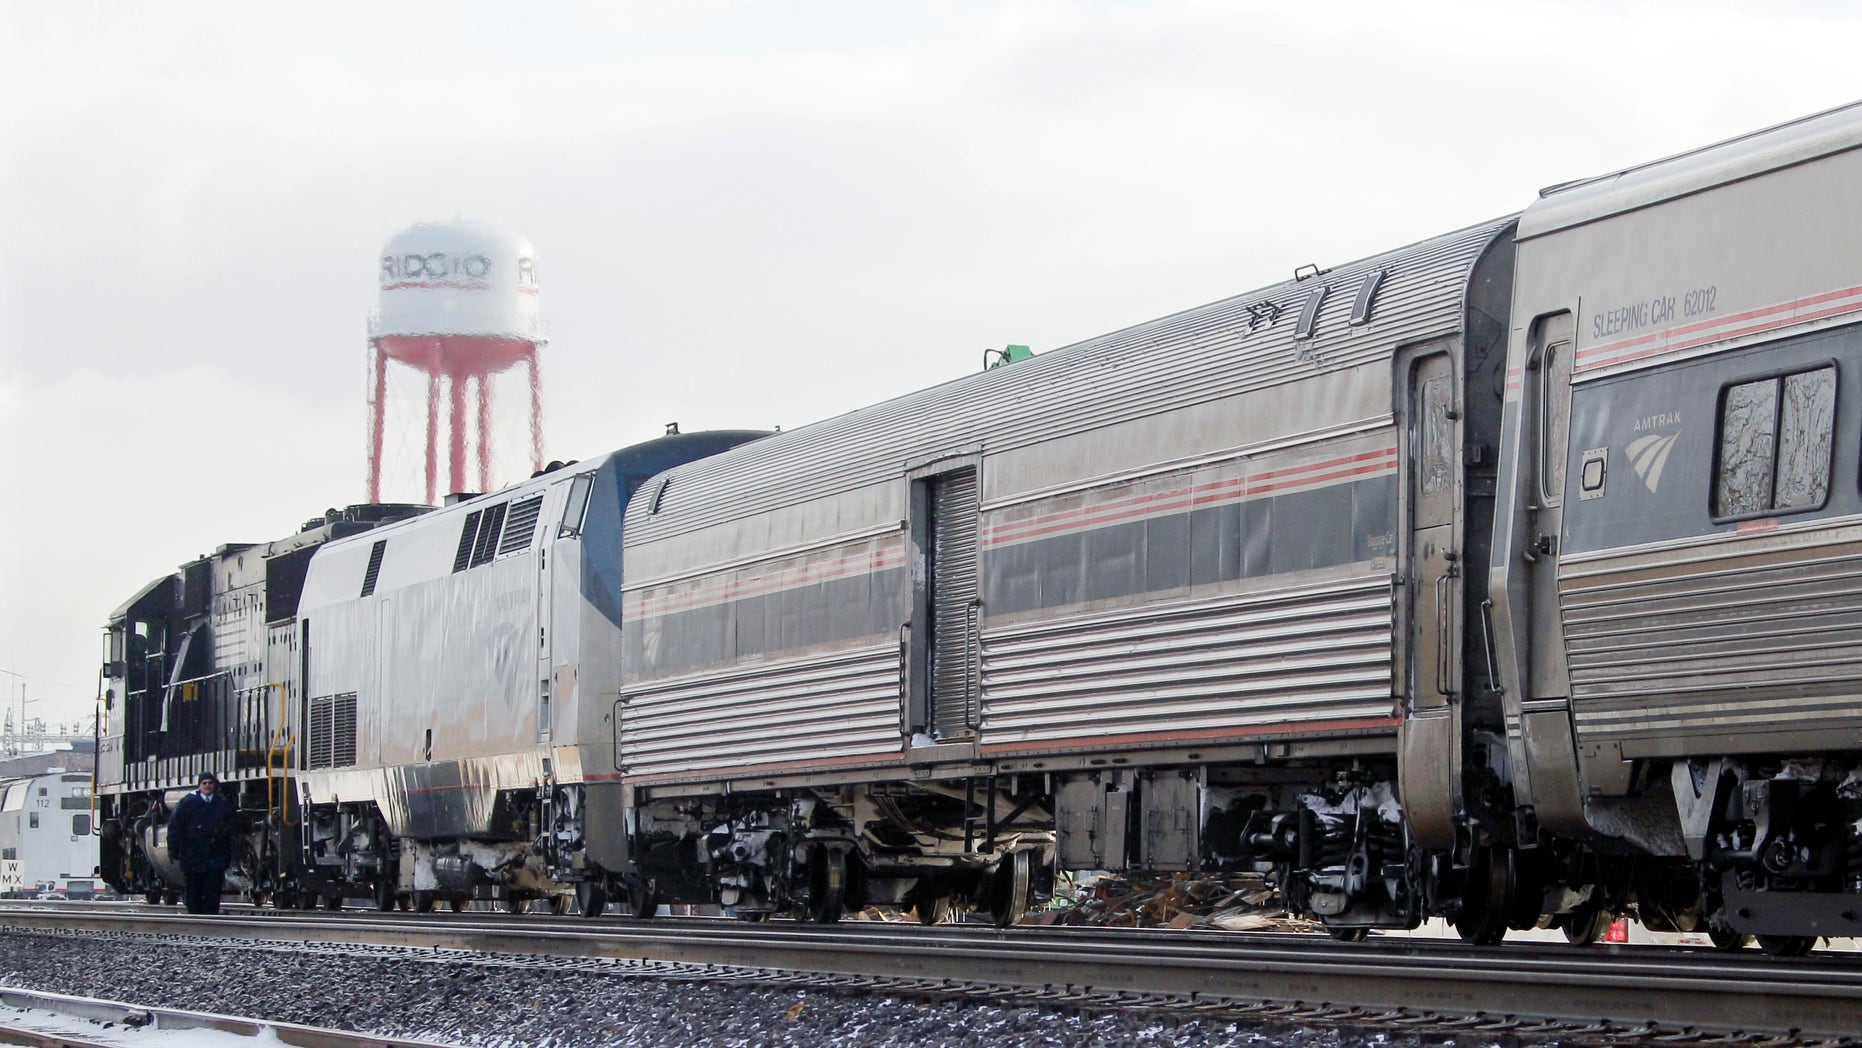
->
[333,693,358,767]
[452,510,484,573]
[498,495,544,556]
[470,502,507,568]
[307,693,358,769]
[307,694,334,769]
[359,540,386,597]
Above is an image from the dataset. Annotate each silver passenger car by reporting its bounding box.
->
[1491,103,1862,953]
[610,216,1519,928]
[608,104,1862,949]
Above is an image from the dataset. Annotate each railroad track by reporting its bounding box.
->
[1,903,1857,1045]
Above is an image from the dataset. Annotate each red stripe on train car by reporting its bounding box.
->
[984,448,1397,547]
[1578,284,1862,372]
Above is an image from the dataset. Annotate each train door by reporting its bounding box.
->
[536,536,553,745]
[1523,314,1574,702]
[1398,349,1464,848]
[907,462,982,744]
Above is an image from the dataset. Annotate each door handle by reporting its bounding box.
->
[963,599,984,730]
[1434,564,1459,700]
[897,622,912,737]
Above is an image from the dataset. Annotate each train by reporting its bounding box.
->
[0,771,99,899]
[95,103,1862,954]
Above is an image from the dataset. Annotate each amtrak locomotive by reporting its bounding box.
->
[96,103,1862,954]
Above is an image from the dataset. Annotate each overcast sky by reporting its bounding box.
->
[2,0,1858,728]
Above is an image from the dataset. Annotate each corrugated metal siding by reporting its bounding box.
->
[981,574,1397,746]
[1563,525,1862,741]
[619,646,900,777]
[625,219,1514,548]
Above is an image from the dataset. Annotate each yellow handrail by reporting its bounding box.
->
[264,682,296,827]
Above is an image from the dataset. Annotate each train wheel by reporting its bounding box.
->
[163,891,181,906]
[144,889,162,906]
[625,877,658,920]
[1326,926,1370,943]
[1453,846,1513,946]
[448,897,467,913]
[501,893,528,914]
[575,881,607,919]
[805,848,845,924]
[1755,934,1816,957]
[1708,926,1752,951]
[912,896,951,926]
[548,894,571,916]
[323,893,343,911]
[1562,906,1612,946]
[988,850,1032,929]
[373,879,396,912]
[272,889,299,911]
[411,891,436,914]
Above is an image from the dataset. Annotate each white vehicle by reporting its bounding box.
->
[0,773,100,899]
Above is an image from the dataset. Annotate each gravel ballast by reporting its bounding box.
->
[0,930,1506,1048]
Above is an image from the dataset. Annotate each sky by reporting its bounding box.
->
[2,0,1859,728]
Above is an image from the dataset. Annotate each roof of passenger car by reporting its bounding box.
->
[625,216,1516,546]
[1521,101,1862,240]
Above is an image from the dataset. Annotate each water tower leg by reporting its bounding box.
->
[476,373,492,492]
[449,371,469,497]
[368,344,387,504]
[425,370,441,506]
[528,346,544,474]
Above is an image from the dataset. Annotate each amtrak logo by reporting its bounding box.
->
[1627,431,1680,493]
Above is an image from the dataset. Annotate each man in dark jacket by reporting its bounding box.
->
[167,771,236,914]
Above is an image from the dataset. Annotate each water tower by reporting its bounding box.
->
[368,221,547,505]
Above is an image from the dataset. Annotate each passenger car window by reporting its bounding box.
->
[1419,375,1454,499]
[1715,365,1835,517]
[1776,367,1835,509]
[1538,340,1574,505]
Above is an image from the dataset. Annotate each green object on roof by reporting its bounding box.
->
[984,344,1034,369]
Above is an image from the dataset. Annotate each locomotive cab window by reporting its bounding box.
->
[1713,364,1836,518]
[558,472,595,537]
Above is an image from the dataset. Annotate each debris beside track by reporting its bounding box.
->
[1038,873,1319,933]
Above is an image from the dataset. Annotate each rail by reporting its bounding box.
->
[0,906,1856,1043]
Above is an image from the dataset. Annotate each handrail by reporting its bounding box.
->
[89,660,104,837]
[963,599,985,730]
[896,621,912,737]
[263,682,296,826]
